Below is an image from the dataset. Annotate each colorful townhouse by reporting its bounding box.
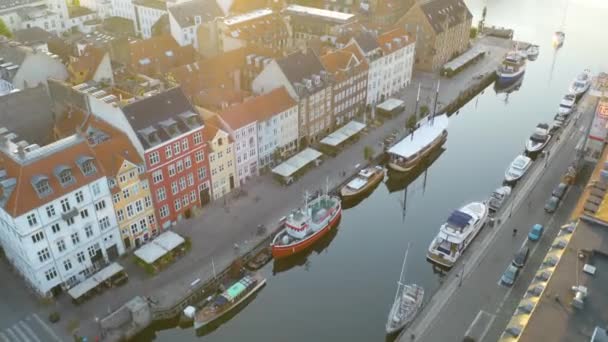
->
[203,116,239,200]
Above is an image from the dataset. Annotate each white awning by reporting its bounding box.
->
[320,120,366,147]
[93,262,124,283]
[443,46,486,71]
[387,114,449,159]
[67,262,124,300]
[134,231,186,264]
[154,230,185,251]
[272,148,323,178]
[377,98,404,112]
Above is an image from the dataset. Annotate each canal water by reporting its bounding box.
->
[138,0,608,340]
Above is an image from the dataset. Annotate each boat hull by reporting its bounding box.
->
[271,208,342,259]
[387,132,447,173]
[385,286,424,334]
[496,68,525,85]
[193,278,267,330]
[340,170,384,199]
[525,136,551,154]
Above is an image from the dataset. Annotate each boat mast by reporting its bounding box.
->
[431,80,440,125]
[411,83,421,141]
[393,243,411,302]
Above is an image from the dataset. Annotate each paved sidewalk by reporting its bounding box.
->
[21,36,514,341]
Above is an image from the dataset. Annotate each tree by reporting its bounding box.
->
[470,27,478,39]
[363,145,374,161]
[0,19,12,38]
[406,115,417,140]
[419,105,430,118]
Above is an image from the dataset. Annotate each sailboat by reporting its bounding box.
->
[386,244,424,334]
[553,0,568,48]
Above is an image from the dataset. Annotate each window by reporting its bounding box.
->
[59,169,73,185]
[60,198,70,212]
[119,174,127,183]
[57,239,66,252]
[144,196,152,208]
[176,160,184,173]
[31,231,44,243]
[129,171,136,179]
[87,245,99,258]
[135,200,143,213]
[179,177,186,191]
[27,214,38,227]
[99,217,111,230]
[194,132,202,144]
[174,199,181,211]
[122,188,130,199]
[171,182,178,195]
[51,223,60,234]
[113,193,121,204]
[81,161,96,176]
[95,200,106,211]
[149,151,160,165]
[139,218,147,230]
[80,209,89,219]
[182,139,189,151]
[35,179,51,196]
[165,145,172,158]
[148,214,156,227]
[187,173,194,186]
[63,259,72,271]
[131,183,139,195]
[130,223,138,235]
[190,191,196,202]
[126,204,134,217]
[157,187,166,202]
[184,156,192,169]
[85,225,93,238]
[71,232,80,245]
[198,167,207,180]
[195,150,204,163]
[168,164,176,177]
[152,170,163,183]
[66,217,75,226]
[46,205,56,218]
[159,205,169,218]
[77,251,85,263]
[37,248,50,263]
[173,142,181,155]
[117,209,125,222]
[44,268,57,281]
[91,182,100,195]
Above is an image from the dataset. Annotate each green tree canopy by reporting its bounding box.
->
[0,19,12,38]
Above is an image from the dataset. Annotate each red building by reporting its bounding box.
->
[122,87,211,229]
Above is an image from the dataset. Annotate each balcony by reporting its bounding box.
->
[61,207,79,221]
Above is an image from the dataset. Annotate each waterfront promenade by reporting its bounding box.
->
[0,36,513,341]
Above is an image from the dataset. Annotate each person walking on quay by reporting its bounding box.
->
[513,228,518,236]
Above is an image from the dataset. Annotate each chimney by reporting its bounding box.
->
[17,145,26,159]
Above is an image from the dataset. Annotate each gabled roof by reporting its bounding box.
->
[219,87,296,130]
[276,49,329,94]
[193,87,249,112]
[377,27,414,54]
[353,31,380,53]
[320,44,368,82]
[128,34,197,75]
[13,27,53,45]
[419,0,472,34]
[168,0,223,28]
[0,85,55,146]
[68,46,106,82]
[122,87,202,149]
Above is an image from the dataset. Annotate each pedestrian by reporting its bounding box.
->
[513,228,518,236]
[556,135,560,143]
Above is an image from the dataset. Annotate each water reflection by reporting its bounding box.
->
[194,290,265,337]
[271,217,341,275]
[384,148,446,194]
[341,173,385,210]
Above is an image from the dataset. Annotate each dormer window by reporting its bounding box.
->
[139,127,160,146]
[54,165,75,187]
[32,175,52,197]
[76,155,96,176]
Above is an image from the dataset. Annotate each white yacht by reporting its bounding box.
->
[427,202,489,269]
[525,123,551,153]
[558,93,576,115]
[568,70,591,98]
[526,45,539,60]
[504,155,532,183]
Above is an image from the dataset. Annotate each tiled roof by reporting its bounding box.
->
[168,0,223,28]
[419,0,472,34]
[193,87,250,112]
[12,27,53,45]
[353,31,380,53]
[0,135,104,217]
[122,87,202,149]
[276,49,330,95]
[0,85,55,146]
[219,87,295,129]
[68,46,106,82]
[128,34,197,75]
[320,44,368,82]
[221,11,289,42]
[377,27,414,54]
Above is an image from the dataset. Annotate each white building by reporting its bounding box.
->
[110,0,137,22]
[218,104,259,185]
[0,131,124,297]
[376,27,415,102]
[134,0,167,39]
[350,31,384,106]
[0,1,62,35]
[167,0,223,53]
[79,0,112,19]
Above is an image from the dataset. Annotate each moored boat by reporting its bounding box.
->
[387,114,448,173]
[525,123,551,154]
[246,247,272,271]
[568,69,591,98]
[496,51,526,85]
[194,272,266,329]
[526,45,539,60]
[386,244,424,335]
[340,166,384,199]
[427,202,488,269]
[271,192,341,259]
[553,31,565,48]
[558,93,576,115]
[504,155,532,183]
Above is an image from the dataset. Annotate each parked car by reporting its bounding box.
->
[528,224,544,241]
[545,195,560,213]
[552,183,568,199]
[501,264,520,286]
[512,244,530,268]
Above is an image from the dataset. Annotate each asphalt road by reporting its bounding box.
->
[402,95,596,342]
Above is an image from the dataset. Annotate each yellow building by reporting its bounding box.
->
[204,117,239,200]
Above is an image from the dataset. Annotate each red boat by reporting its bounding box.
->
[271,193,342,259]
